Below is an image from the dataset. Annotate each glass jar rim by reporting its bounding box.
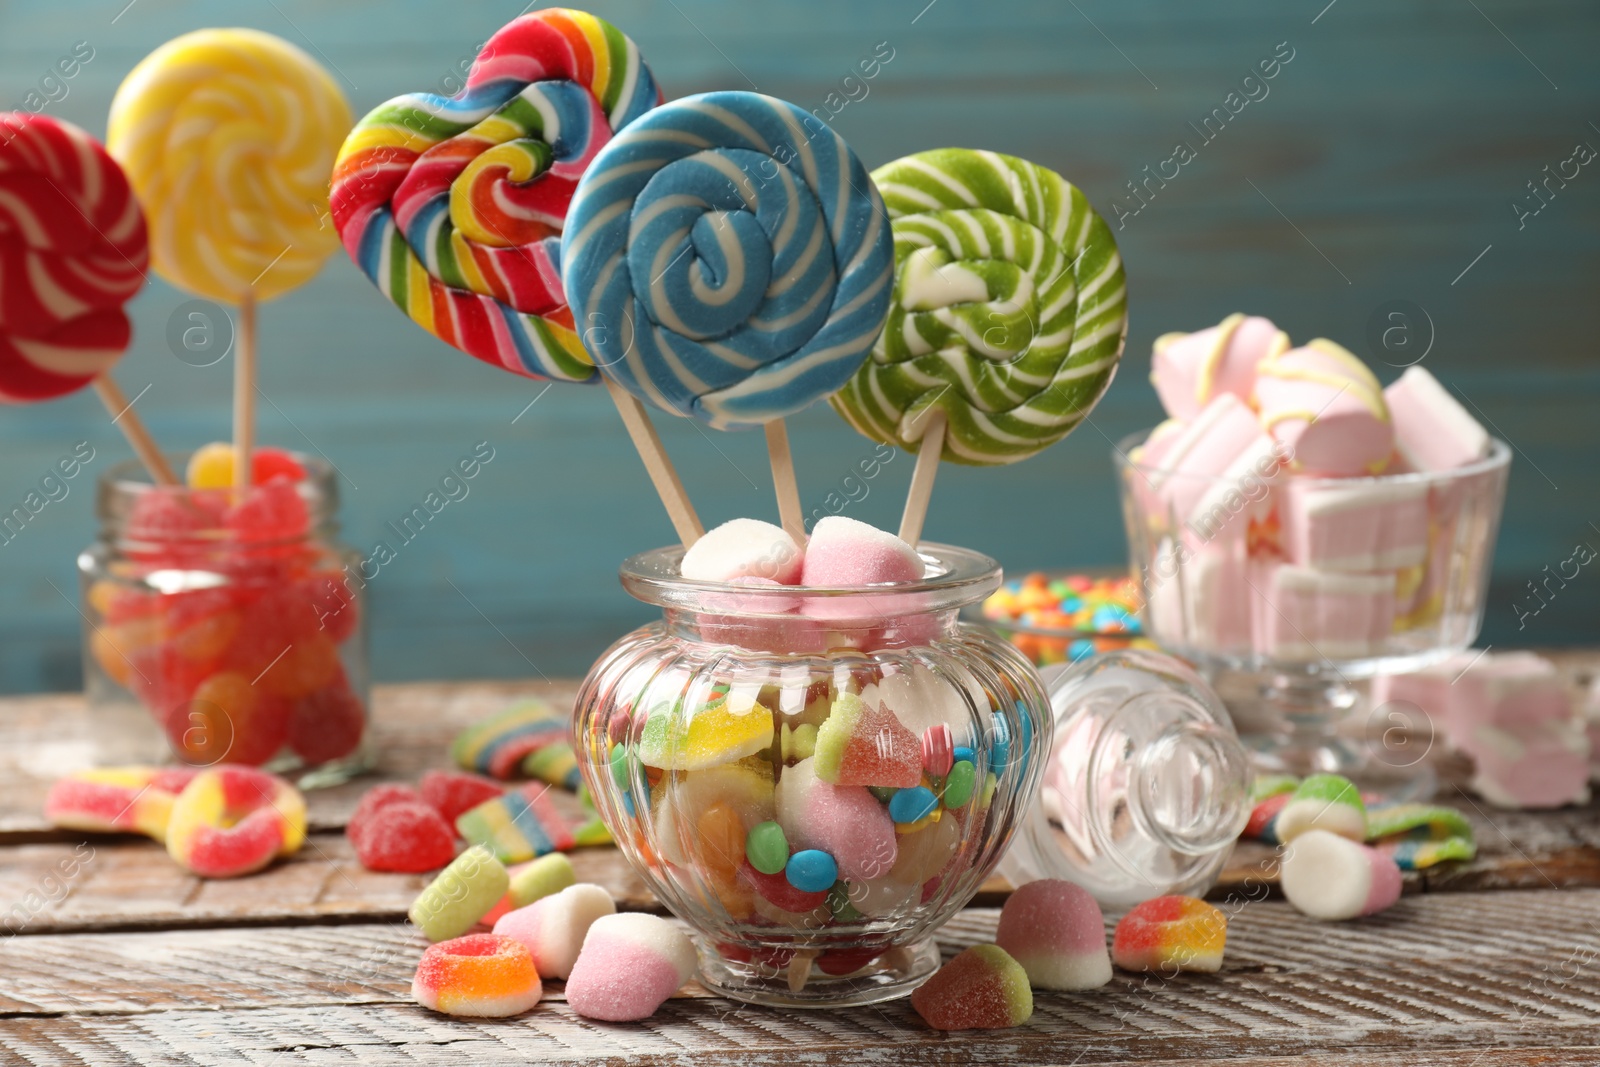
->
[1114,428,1512,487]
[619,540,1003,616]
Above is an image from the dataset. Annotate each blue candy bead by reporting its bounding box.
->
[889,786,939,824]
[953,746,975,765]
[785,849,838,893]
[1069,638,1096,662]
[989,713,1011,777]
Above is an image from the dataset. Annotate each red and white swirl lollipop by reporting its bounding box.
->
[0,113,172,481]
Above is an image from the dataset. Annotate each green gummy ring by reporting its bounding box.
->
[830,148,1128,466]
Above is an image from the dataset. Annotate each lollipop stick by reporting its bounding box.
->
[602,375,705,547]
[232,290,257,494]
[898,409,946,546]
[764,419,805,543]
[92,377,177,486]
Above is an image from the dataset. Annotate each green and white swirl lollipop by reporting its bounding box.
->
[831,148,1127,472]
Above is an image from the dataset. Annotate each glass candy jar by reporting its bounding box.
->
[78,456,371,785]
[575,543,1051,1007]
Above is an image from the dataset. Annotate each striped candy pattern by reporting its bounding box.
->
[0,113,147,403]
[332,9,662,383]
[561,91,894,428]
[107,29,350,303]
[830,149,1128,466]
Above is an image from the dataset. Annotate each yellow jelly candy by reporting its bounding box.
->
[185,442,234,489]
[637,692,775,770]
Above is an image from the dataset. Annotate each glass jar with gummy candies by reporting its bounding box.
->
[575,543,1051,1008]
[78,454,371,786]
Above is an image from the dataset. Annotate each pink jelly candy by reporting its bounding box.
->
[565,913,699,1022]
[996,879,1112,990]
[354,801,457,873]
[225,475,310,542]
[421,770,505,825]
[800,516,923,586]
[774,757,896,882]
[347,784,421,844]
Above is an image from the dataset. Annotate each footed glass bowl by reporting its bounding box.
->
[1116,431,1511,799]
[574,543,1050,1007]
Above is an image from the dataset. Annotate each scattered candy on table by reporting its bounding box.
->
[455,783,612,864]
[1272,774,1368,844]
[164,766,306,879]
[45,767,196,844]
[452,699,582,789]
[409,845,509,943]
[911,944,1034,1031]
[563,913,698,1022]
[1112,896,1228,974]
[492,882,615,981]
[412,933,543,1018]
[420,771,505,824]
[996,880,1112,992]
[1241,777,1478,871]
[1280,829,1403,922]
[481,853,578,926]
[348,795,456,874]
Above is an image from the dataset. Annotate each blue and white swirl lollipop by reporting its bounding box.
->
[561,91,894,431]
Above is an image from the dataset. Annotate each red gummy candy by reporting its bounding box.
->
[353,801,456,872]
[302,570,359,644]
[251,448,307,485]
[168,671,290,766]
[739,862,828,914]
[226,476,310,542]
[288,673,366,765]
[347,784,421,846]
[419,770,504,824]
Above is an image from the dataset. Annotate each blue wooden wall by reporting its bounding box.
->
[1,0,1596,692]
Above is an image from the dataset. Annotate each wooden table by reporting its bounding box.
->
[3,673,1599,1066]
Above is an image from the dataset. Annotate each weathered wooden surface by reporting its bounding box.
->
[3,680,1598,1064]
[3,896,1598,1065]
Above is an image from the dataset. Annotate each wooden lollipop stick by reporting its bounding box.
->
[232,290,257,493]
[764,419,805,544]
[602,375,705,548]
[898,409,947,547]
[92,376,177,486]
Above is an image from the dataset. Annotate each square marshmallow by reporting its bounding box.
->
[1250,563,1396,661]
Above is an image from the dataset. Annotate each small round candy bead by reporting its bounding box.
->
[953,746,975,765]
[745,820,789,876]
[889,786,938,825]
[785,849,838,893]
[943,761,977,809]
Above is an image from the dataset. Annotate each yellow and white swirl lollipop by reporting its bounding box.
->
[108,28,352,303]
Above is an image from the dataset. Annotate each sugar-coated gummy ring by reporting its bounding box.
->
[165,766,306,878]
[332,9,662,384]
[561,90,895,429]
[412,933,542,1017]
[831,148,1128,466]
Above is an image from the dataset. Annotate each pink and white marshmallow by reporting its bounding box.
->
[1151,313,1290,421]
[1280,829,1402,921]
[564,913,698,1022]
[995,879,1112,991]
[1250,563,1396,661]
[1384,366,1489,472]
[681,518,802,584]
[1282,478,1429,572]
[492,882,615,980]
[1253,340,1394,476]
[800,516,923,586]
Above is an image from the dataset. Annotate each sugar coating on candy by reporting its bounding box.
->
[410,845,510,943]
[46,766,197,843]
[166,766,305,879]
[412,933,541,1018]
[1281,829,1403,922]
[353,801,456,873]
[911,944,1033,1030]
[813,693,921,788]
[636,691,775,771]
[452,699,579,788]
[565,912,698,1022]
[1274,774,1366,843]
[493,882,615,980]
[421,770,505,824]
[800,516,923,586]
[996,879,1112,991]
[680,518,802,584]
[287,672,365,765]
[1112,895,1227,974]
[775,757,897,882]
[225,476,311,542]
[482,853,578,925]
[347,784,422,846]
